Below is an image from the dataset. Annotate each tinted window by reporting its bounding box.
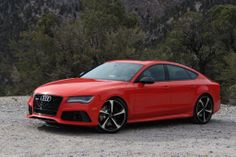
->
[187,70,198,79]
[167,65,191,80]
[81,62,143,81]
[138,64,165,81]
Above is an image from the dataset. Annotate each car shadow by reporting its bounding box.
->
[37,118,192,133]
[126,118,192,130]
[36,117,235,142]
[37,123,98,135]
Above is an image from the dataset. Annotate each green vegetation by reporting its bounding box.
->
[0,1,235,103]
[159,5,236,101]
[6,0,145,95]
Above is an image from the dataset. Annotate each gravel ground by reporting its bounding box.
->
[0,96,235,157]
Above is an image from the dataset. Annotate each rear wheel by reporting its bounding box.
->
[97,98,127,133]
[193,95,213,124]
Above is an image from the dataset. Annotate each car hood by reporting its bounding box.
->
[34,78,127,96]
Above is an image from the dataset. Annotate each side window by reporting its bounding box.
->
[186,70,198,79]
[167,65,191,80]
[138,64,165,81]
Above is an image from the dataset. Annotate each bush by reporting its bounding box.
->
[230,85,236,96]
[229,84,236,105]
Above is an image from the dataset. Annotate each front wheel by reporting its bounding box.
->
[97,98,127,133]
[193,95,213,124]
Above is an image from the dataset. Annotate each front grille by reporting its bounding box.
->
[33,94,63,116]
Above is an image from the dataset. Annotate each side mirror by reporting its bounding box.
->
[139,77,155,84]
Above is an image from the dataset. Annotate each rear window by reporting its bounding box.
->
[186,70,198,79]
[166,65,198,80]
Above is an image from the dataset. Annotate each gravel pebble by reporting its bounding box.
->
[0,96,235,157]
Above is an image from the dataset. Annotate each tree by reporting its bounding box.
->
[8,1,144,95]
[9,13,59,94]
[208,5,236,101]
[80,0,139,65]
[159,5,236,102]
[52,22,93,78]
[102,27,146,61]
[160,11,223,74]
[208,5,236,53]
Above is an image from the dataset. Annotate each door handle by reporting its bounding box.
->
[163,85,170,89]
[190,85,196,89]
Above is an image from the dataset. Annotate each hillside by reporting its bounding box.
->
[1,0,235,53]
[0,0,236,100]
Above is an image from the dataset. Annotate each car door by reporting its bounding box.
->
[165,64,198,115]
[130,64,171,119]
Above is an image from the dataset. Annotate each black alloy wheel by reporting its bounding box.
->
[193,95,213,124]
[98,98,127,133]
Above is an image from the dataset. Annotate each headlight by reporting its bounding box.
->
[67,96,94,104]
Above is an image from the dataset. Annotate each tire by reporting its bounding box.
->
[193,95,213,124]
[97,98,127,133]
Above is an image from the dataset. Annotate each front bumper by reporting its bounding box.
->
[27,95,101,127]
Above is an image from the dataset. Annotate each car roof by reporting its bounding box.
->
[109,60,178,65]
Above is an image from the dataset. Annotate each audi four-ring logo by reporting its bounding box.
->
[40,95,52,102]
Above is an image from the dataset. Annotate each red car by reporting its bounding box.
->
[27,60,220,133]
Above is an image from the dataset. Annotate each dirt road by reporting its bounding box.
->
[0,96,235,157]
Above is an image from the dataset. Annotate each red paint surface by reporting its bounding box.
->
[27,60,220,126]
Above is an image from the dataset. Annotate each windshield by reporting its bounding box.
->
[81,62,143,81]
